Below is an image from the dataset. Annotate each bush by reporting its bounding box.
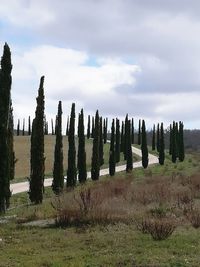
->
[186,209,200,228]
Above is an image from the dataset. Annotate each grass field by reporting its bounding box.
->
[14,135,140,182]
[1,150,200,266]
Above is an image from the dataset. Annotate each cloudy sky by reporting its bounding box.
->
[1,0,200,130]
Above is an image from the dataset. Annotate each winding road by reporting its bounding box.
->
[10,146,158,195]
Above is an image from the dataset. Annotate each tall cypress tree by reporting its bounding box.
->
[109,119,115,176]
[115,118,120,163]
[152,124,156,151]
[77,109,87,183]
[22,118,25,136]
[67,103,76,187]
[99,117,104,166]
[131,118,134,144]
[17,119,20,136]
[28,116,31,135]
[156,123,160,152]
[120,121,124,152]
[87,115,90,139]
[175,122,179,158]
[178,121,185,162]
[141,120,149,168]
[169,124,172,155]
[0,43,12,213]
[52,101,64,194]
[103,118,108,144]
[126,120,133,172]
[66,116,69,136]
[159,122,165,165]
[171,121,177,163]
[51,118,54,135]
[91,110,100,180]
[29,76,45,204]
[138,119,141,145]
[8,102,15,183]
[91,116,95,138]
[124,114,128,160]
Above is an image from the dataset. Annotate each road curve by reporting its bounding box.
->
[10,146,158,195]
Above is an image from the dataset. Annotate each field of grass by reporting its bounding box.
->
[13,136,140,182]
[1,150,200,266]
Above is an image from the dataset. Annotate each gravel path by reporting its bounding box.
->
[10,146,158,195]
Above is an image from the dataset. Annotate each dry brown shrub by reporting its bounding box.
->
[174,186,194,211]
[186,209,200,228]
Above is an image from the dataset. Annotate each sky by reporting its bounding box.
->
[1,0,200,130]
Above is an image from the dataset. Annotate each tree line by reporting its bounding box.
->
[0,43,185,212]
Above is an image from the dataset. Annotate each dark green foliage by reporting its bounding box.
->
[99,117,104,166]
[115,118,120,163]
[22,118,25,136]
[178,121,185,162]
[91,110,100,180]
[126,120,133,172]
[131,118,134,144]
[159,123,165,165]
[152,124,156,151]
[67,103,76,187]
[175,122,179,157]
[138,119,141,145]
[169,124,172,155]
[156,123,160,152]
[141,120,149,168]
[0,43,12,213]
[8,102,15,182]
[124,114,128,160]
[28,116,31,135]
[120,121,124,152]
[29,76,45,204]
[171,121,177,163]
[103,118,108,144]
[91,116,94,138]
[77,109,87,183]
[52,101,64,194]
[51,118,54,135]
[109,119,115,176]
[66,116,69,136]
[44,121,48,135]
[87,115,90,139]
[17,119,20,136]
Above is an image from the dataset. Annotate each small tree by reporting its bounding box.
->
[120,121,124,153]
[152,124,156,151]
[51,118,54,135]
[141,120,148,168]
[159,123,165,165]
[52,101,64,194]
[91,116,95,138]
[126,120,133,172]
[178,121,185,162]
[171,121,177,163]
[91,110,100,180]
[138,119,141,145]
[115,118,120,163]
[87,115,90,139]
[22,118,25,136]
[17,119,20,136]
[131,118,134,144]
[103,118,108,144]
[99,117,104,166]
[67,103,76,187]
[28,116,31,135]
[156,123,160,152]
[109,119,115,176]
[124,114,128,160]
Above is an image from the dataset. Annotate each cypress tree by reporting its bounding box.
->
[17,119,20,136]
[91,110,100,180]
[138,119,141,145]
[175,122,179,158]
[156,123,160,152]
[159,122,165,165]
[0,43,12,213]
[8,102,15,182]
[171,121,177,163]
[109,119,115,176]
[131,118,134,144]
[141,120,149,168]
[67,103,76,187]
[28,116,31,135]
[45,121,48,135]
[169,124,172,155]
[126,119,133,172]
[29,76,45,204]
[103,118,108,144]
[124,114,128,160]
[152,124,156,151]
[66,116,69,136]
[22,118,25,136]
[115,118,120,163]
[99,117,104,166]
[52,101,64,194]
[77,109,87,183]
[178,121,185,162]
[87,115,90,139]
[91,116,95,138]
[51,118,54,135]
[120,121,124,152]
